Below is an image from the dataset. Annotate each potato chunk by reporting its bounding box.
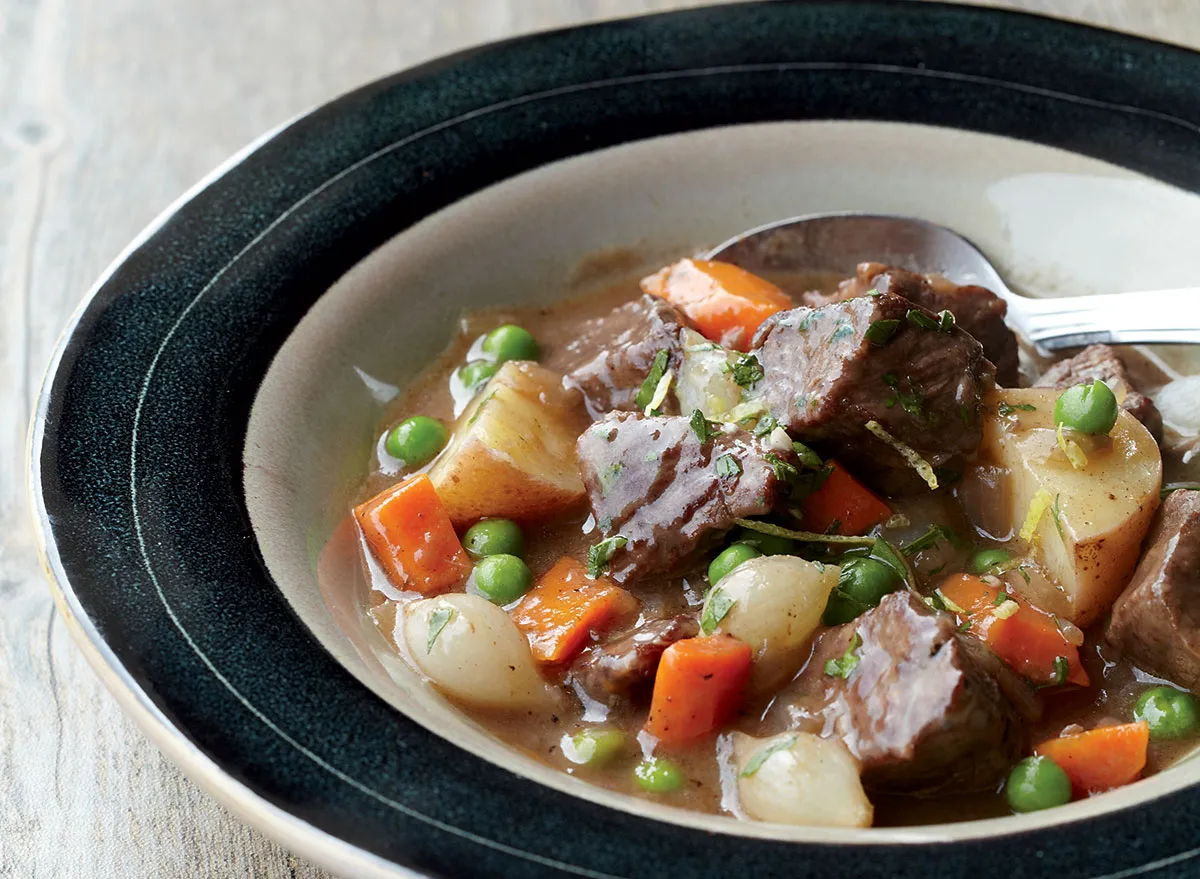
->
[429,362,589,525]
[966,388,1161,625]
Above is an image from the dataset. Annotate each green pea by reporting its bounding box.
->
[634,757,684,793]
[482,324,539,363]
[1054,380,1118,435]
[463,519,525,559]
[734,527,794,556]
[708,543,761,584]
[1005,756,1072,813]
[1134,686,1200,740]
[471,554,533,605]
[458,360,498,391]
[822,557,900,625]
[384,415,448,466]
[969,548,1013,574]
[564,729,625,767]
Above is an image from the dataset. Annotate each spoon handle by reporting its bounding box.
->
[1010,288,1200,350]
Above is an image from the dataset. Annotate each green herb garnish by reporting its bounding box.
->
[764,453,799,483]
[753,414,779,438]
[634,350,670,410]
[900,524,960,556]
[938,310,956,332]
[1051,493,1065,540]
[864,319,901,346]
[426,606,456,653]
[587,535,628,578]
[729,354,765,388]
[791,440,823,470]
[830,321,854,342]
[690,409,716,443]
[824,633,863,678]
[1162,482,1200,500]
[906,309,940,331]
[740,735,798,777]
[716,454,742,478]
[701,587,735,635]
[998,401,1037,417]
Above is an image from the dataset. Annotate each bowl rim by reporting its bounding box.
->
[27,2,1200,876]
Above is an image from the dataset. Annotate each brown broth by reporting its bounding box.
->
[324,268,1197,828]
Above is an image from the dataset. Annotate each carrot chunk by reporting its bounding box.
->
[354,473,472,595]
[798,460,892,536]
[640,258,792,351]
[938,573,1089,687]
[511,557,638,663]
[644,635,753,744]
[1035,722,1149,794]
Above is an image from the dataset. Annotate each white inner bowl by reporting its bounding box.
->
[244,120,1200,842]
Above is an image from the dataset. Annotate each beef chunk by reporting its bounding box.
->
[751,293,995,490]
[1106,490,1200,687]
[571,615,699,704]
[576,412,793,584]
[1034,344,1163,440]
[563,294,691,419]
[820,263,1019,387]
[767,591,1027,795]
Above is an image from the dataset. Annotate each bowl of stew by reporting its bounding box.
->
[32,2,1200,877]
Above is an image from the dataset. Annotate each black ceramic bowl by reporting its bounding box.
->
[31,2,1200,877]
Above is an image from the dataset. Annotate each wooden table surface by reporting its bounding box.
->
[2,0,1198,875]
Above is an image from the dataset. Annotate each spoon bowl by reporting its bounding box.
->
[706,212,1200,350]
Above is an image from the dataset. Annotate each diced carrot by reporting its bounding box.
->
[511,557,639,664]
[1035,722,1149,794]
[937,573,1089,687]
[354,474,472,595]
[644,635,753,744]
[798,460,892,536]
[640,258,793,351]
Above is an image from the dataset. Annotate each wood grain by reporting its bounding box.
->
[0,1,1196,876]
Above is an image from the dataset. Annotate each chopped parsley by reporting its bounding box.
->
[791,440,823,470]
[690,409,717,443]
[645,450,660,463]
[1161,482,1200,500]
[824,633,863,678]
[716,454,742,478]
[729,353,765,387]
[900,524,959,556]
[426,606,456,653]
[466,392,496,427]
[864,319,901,346]
[865,288,882,297]
[938,310,956,332]
[598,462,624,493]
[764,453,799,482]
[1035,656,1070,689]
[634,350,670,410]
[798,312,818,331]
[998,401,1037,417]
[993,592,1010,606]
[587,535,628,578]
[753,414,779,438]
[882,373,925,418]
[830,321,854,341]
[740,735,798,777]
[906,309,940,331]
[1051,493,1065,541]
[701,587,735,635]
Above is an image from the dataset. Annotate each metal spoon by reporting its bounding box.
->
[705,212,1200,350]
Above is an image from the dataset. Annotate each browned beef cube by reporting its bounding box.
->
[576,412,793,584]
[570,615,699,704]
[1106,490,1200,687]
[563,294,691,419]
[752,293,995,491]
[1034,344,1163,440]
[802,262,1019,387]
[767,591,1027,795]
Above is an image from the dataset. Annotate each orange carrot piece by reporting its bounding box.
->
[354,473,472,595]
[644,635,752,744]
[798,460,892,536]
[640,258,793,351]
[511,557,638,664]
[938,573,1089,687]
[1035,722,1149,794]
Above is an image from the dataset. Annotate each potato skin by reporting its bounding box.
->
[429,362,590,525]
[966,388,1161,626]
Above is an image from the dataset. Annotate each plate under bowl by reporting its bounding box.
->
[30,2,1200,877]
